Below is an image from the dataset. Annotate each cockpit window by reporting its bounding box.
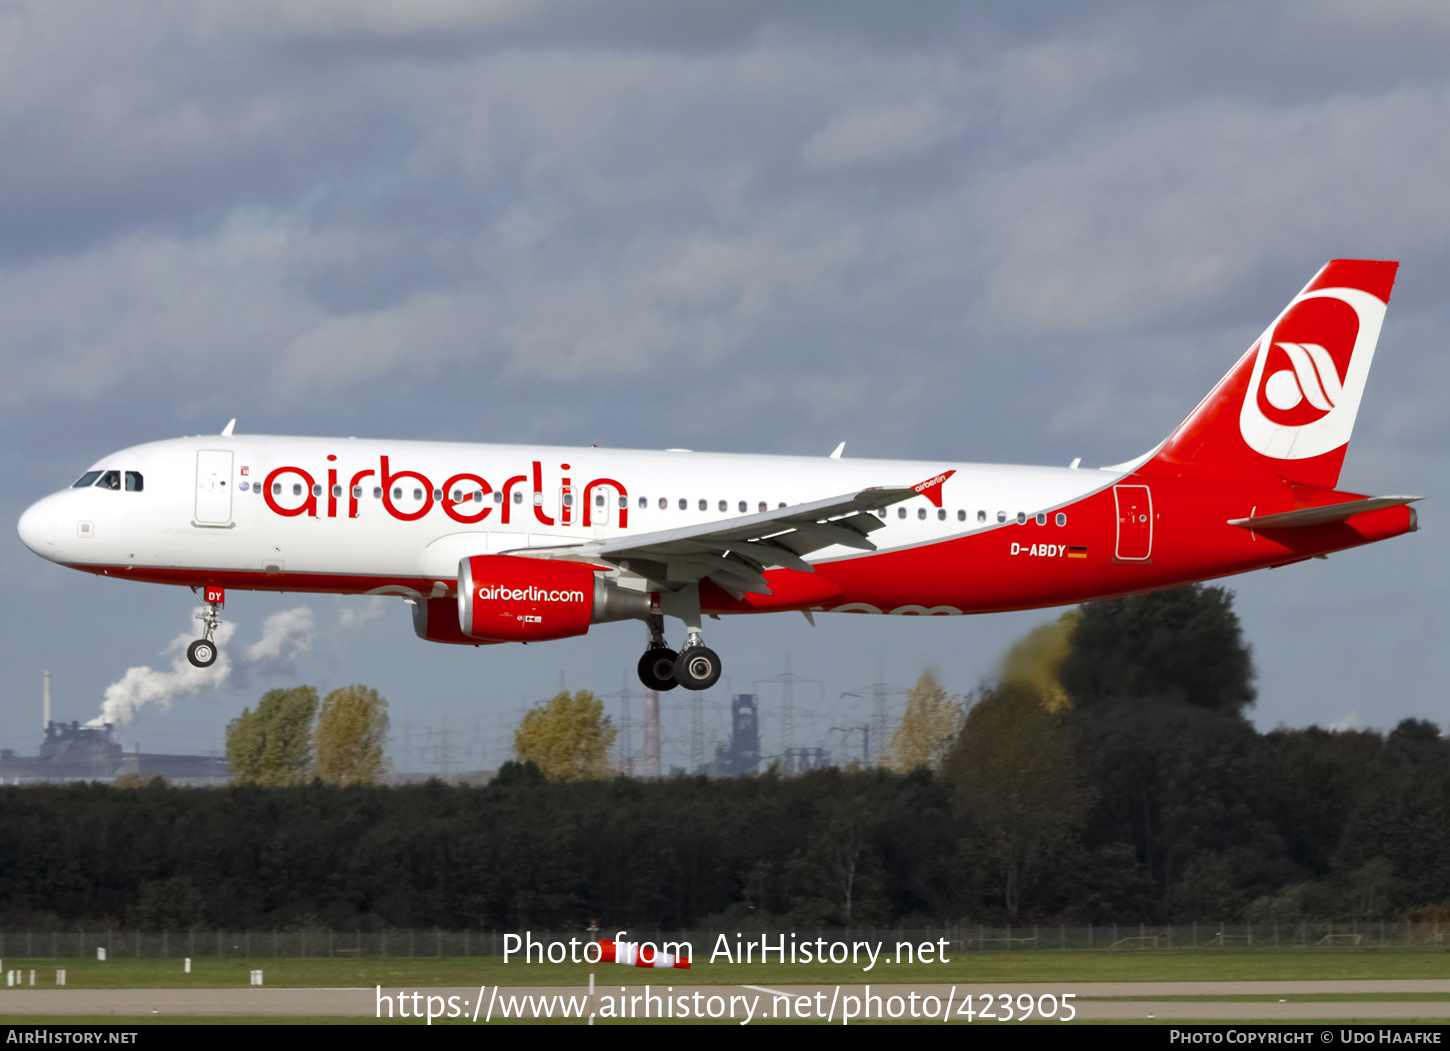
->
[72,471,102,488]
[125,471,143,492]
[97,470,122,491]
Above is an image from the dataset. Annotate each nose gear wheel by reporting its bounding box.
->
[186,586,225,669]
[187,639,218,668]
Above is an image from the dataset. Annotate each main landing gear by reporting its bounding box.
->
[635,600,722,693]
[186,587,223,669]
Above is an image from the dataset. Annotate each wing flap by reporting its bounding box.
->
[505,479,934,592]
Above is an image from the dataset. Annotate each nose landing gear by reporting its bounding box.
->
[186,586,224,669]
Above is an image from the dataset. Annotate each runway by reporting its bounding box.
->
[1,980,1449,1021]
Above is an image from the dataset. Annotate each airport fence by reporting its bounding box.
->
[0,922,1447,960]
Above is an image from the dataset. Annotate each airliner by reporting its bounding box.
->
[17,260,1419,691]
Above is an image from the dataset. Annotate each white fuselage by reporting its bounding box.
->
[19,435,1118,595]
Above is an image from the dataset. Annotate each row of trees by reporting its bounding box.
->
[226,685,389,786]
[0,586,1442,930]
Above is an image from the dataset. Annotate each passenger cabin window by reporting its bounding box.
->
[917,508,926,520]
[938,508,946,521]
[957,510,966,521]
[678,498,687,510]
[659,497,667,510]
[1056,512,1067,527]
[698,499,707,511]
[898,508,906,519]
[595,494,605,508]
[759,502,767,513]
[978,510,987,523]
[1016,512,1026,525]
[98,470,121,490]
[639,497,647,509]
[72,471,102,488]
[619,496,627,509]
[997,511,1006,523]
[375,487,384,499]
[738,501,747,513]
[718,500,727,512]
[1036,512,1047,526]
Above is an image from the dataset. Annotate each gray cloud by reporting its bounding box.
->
[3,2,1447,757]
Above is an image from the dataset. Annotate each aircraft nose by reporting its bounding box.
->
[17,496,57,558]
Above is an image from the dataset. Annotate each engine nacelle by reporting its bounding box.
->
[411,596,498,646]
[458,554,648,643]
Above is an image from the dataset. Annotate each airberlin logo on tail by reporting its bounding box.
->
[1260,342,1343,425]
[1240,286,1387,461]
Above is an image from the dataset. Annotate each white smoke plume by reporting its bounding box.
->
[245,606,317,675]
[94,616,240,727]
[92,606,317,727]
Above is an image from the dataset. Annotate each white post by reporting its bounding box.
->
[97,947,106,962]
[28,971,34,987]
[184,958,191,974]
[56,970,65,986]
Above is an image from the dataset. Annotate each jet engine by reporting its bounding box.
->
[458,554,649,643]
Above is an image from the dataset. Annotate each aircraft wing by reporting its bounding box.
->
[499,483,927,599]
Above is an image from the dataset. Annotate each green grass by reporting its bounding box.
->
[0,949,1446,989]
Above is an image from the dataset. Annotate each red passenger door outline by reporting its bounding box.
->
[1114,484,1153,561]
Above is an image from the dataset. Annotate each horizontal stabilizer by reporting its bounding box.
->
[1228,496,1421,530]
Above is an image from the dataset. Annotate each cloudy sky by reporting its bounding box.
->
[4,1,1447,769]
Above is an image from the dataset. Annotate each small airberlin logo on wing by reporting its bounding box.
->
[1240,285,1387,461]
[478,584,585,603]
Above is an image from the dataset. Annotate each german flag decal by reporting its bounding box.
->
[1067,546,1088,559]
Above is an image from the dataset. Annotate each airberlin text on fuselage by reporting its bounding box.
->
[260,456,628,528]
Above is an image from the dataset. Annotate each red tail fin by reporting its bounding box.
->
[1153,260,1398,488]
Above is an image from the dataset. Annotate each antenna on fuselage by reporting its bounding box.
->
[221,419,236,437]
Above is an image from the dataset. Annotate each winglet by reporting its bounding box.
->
[221,419,236,437]
[829,442,845,460]
[911,469,956,508]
